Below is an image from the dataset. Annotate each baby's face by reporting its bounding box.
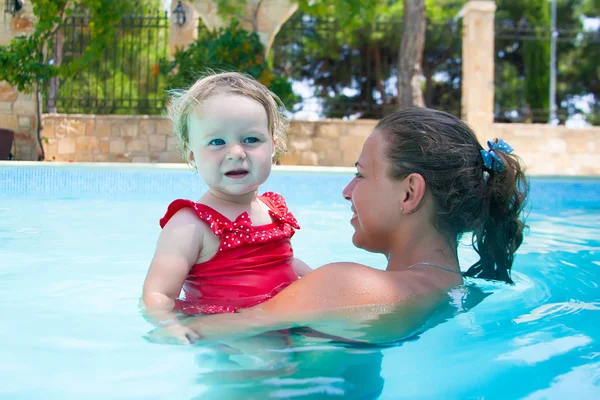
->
[187,93,274,199]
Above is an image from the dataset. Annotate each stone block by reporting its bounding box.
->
[56,120,86,137]
[93,122,112,137]
[289,121,315,137]
[278,152,301,165]
[127,139,149,153]
[299,152,319,165]
[73,152,95,162]
[289,138,312,152]
[317,122,345,139]
[75,136,99,152]
[100,140,110,154]
[149,134,167,151]
[0,115,18,130]
[567,134,597,153]
[0,101,13,114]
[0,85,18,101]
[347,120,376,137]
[58,138,76,154]
[539,138,567,154]
[158,152,184,163]
[18,116,32,128]
[110,140,127,154]
[167,136,180,152]
[339,135,366,152]
[93,153,115,162]
[313,137,337,153]
[120,123,139,138]
[155,119,173,135]
[132,155,151,163]
[13,100,36,115]
[140,119,156,135]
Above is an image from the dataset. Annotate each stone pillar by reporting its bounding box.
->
[461,0,496,138]
[169,1,200,57]
[189,0,298,56]
[0,2,40,160]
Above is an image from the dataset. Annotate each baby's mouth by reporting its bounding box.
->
[225,169,249,178]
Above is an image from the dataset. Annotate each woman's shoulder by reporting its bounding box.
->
[260,263,409,314]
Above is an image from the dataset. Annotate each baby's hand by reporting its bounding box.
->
[145,324,201,345]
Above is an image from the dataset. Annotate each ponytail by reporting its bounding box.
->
[464,143,529,284]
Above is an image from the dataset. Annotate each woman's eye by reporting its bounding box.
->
[209,139,226,146]
[243,137,260,144]
[354,172,363,178]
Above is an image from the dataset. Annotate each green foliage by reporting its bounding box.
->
[272,0,464,118]
[523,0,551,118]
[495,0,598,124]
[0,0,131,93]
[159,21,298,110]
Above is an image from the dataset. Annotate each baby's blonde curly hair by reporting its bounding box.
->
[166,71,289,161]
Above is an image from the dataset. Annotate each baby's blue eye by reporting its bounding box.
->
[209,139,226,146]
[243,137,260,144]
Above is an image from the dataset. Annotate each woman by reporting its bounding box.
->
[148,107,528,343]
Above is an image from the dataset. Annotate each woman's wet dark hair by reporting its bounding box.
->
[376,107,529,284]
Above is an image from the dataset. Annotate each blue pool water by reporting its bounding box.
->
[1,163,599,399]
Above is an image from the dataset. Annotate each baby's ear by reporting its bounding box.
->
[186,146,196,165]
[272,137,278,157]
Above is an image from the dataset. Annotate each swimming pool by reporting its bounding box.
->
[1,162,599,399]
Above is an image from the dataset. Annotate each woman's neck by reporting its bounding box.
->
[386,227,458,273]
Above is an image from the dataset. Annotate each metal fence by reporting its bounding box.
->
[44,6,169,115]
[494,17,600,124]
[271,13,462,120]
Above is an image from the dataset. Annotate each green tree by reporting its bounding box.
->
[272,0,464,118]
[0,0,134,159]
[494,0,598,124]
[0,0,132,92]
[159,21,298,110]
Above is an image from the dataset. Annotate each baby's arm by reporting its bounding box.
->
[141,208,204,343]
[292,258,312,277]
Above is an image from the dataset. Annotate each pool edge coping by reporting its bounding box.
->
[2,161,600,179]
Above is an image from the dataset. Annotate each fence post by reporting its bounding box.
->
[460,0,496,138]
[169,1,199,58]
[0,1,41,160]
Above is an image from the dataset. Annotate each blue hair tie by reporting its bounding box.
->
[480,138,513,176]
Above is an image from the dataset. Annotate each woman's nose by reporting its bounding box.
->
[342,178,355,201]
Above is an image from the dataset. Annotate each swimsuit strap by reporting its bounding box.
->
[406,262,462,275]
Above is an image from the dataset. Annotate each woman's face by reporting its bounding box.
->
[342,129,406,253]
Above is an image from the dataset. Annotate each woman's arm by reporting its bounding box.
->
[158,263,406,341]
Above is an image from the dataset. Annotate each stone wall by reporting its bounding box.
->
[40,114,600,176]
[490,123,600,176]
[0,2,40,160]
[41,114,181,163]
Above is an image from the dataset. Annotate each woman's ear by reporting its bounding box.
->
[401,173,427,214]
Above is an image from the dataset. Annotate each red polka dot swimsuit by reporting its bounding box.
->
[159,192,300,315]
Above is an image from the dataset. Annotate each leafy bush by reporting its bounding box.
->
[159,21,298,110]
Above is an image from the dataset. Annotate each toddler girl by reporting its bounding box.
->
[142,72,310,343]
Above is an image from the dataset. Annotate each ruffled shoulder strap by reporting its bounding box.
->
[159,199,233,236]
[260,192,300,229]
